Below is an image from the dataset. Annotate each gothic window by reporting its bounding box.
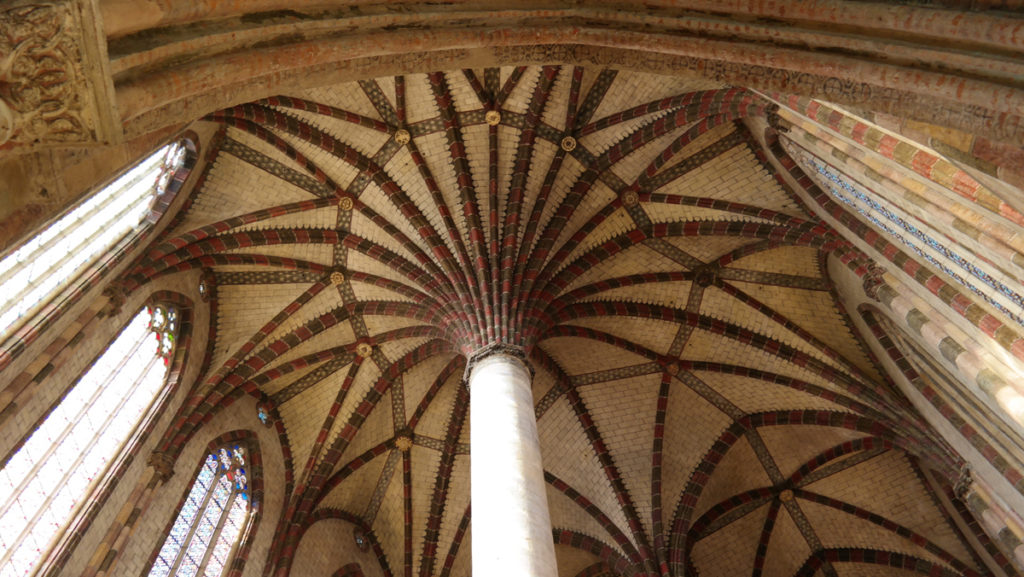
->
[0,141,188,341]
[0,304,178,577]
[147,444,252,577]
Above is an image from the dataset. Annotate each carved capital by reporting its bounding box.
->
[862,262,887,302]
[765,103,791,134]
[0,1,117,148]
[954,464,973,501]
[100,278,130,317]
[147,451,175,483]
[464,342,532,385]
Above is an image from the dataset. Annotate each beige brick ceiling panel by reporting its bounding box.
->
[372,468,406,574]
[681,329,847,396]
[296,82,383,122]
[545,484,622,556]
[213,282,316,368]
[661,381,734,522]
[726,245,822,278]
[400,353,459,424]
[593,72,724,122]
[538,397,636,550]
[231,127,320,177]
[285,134,364,190]
[679,147,801,216]
[697,286,849,373]
[293,519,387,577]
[611,128,693,185]
[690,502,768,577]
[692,436,774,521]
[757,425,869,479]
[328,361,383,455]
[375,152,452,255]
[260,321,356,374]
[553,544,604,577]
[503,67,544,115]
[762,506,813,577]
[563,207,646,268]
[580,111,671,157]
[362,314,432,339]
[578,280,693,309]
[448,522,471,577]
[799,498,965,572]
[727,281,884,382]
[221,242,336,266]
[539,336,653,376]
[349,210,426,269]
[410,374,459,441]
[175,154,314,233]
[693,371,849,415]
[349,278,418,304]
[516,139,560,241]
[407,131,468,238]
[227,205,338,234]
[251,286,351,350]
[277,106,392,158]
[802,451,978,565]
[316,449,389,514]
[403,74,440,125]
[340,389,395,468]
[550,181,619,267]
[378,336,435,366]
[643,202,775,226]
[562,243,680,294]
[279,369,360,479]
[578,373,664,537]
[347,247,428,288]
[646,122,738,178]
[434,454,471,570]
[567,316,680,358]
[442,69,484,114]
[528,154,589,254]
[260,361,338,397]
[542,69,573,133]
[664,236,756,265]
[461,123,497,233]
[411,445,443,577]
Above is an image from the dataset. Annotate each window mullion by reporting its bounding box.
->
[169,471,226,577]
[196,490,238,577]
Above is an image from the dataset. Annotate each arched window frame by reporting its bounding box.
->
[146,431,263,577]
[0,137,198,372]
[0,293,195,577]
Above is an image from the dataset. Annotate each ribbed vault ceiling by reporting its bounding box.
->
[129,67,987,577]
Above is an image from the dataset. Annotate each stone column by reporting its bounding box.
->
[468,347,557,577]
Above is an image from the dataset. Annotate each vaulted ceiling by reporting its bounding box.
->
[128,66,990,577]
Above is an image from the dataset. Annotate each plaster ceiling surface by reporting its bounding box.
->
[128,66,987,577]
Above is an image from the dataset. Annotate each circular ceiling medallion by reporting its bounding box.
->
[394,129,411,145]
[560,135,577,152]
[485,110,501,126]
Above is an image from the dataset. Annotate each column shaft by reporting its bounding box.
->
[469,353,557,577]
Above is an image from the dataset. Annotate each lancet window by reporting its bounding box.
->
[0,304,178,577]
[0,142,188,341]
[147,444,253,577]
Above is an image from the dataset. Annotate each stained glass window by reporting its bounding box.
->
[0,142,188,340]
[0,304,178,577]
[147,444,251,577]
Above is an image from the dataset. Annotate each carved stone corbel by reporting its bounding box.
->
[862,262,887,302]
[147,451,175,483]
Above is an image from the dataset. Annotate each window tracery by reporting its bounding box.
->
[0,304,177,577]
[147,444,252,577]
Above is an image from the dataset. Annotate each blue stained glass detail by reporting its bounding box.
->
[795,148,1024,329]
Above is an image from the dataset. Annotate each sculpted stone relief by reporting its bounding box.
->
[0,2,94,147]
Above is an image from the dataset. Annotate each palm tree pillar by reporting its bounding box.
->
[467,345,557,577]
